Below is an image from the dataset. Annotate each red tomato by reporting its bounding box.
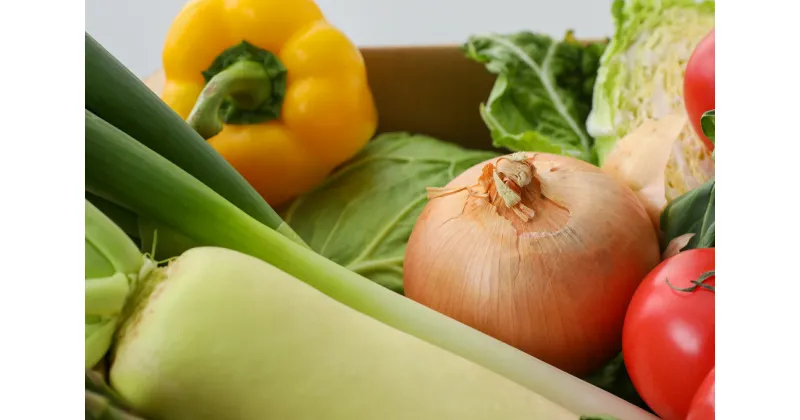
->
[684,29,715,150]
[622,248,715,420]
[687,367,715,420]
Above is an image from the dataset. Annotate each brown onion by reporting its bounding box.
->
[403,152,660,376]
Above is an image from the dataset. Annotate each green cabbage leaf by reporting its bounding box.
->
[587,0,715,167]
[464,31,607,164]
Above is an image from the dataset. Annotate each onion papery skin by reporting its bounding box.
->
[403,153,661,376]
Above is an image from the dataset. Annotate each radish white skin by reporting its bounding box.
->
[109,247,578,420]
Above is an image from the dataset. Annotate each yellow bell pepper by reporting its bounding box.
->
[160,0,378,206]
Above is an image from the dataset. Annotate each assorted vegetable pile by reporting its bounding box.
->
[281,133,497,294]
[85,0,715,419]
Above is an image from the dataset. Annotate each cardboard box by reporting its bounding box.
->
[144,45,497,151]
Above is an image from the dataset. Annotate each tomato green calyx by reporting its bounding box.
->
[666,270,715,293]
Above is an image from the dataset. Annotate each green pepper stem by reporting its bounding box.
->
[187,60,272,139]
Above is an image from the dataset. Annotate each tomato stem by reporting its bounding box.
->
[665,270,715,293]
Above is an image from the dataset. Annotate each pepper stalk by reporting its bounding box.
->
[187,41,288,140]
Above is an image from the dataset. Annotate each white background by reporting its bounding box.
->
[85,0,615,78]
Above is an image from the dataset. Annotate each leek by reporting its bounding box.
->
[86,193,139,240]
[84,32,307,248]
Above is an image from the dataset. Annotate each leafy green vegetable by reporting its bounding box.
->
[660,178,715,251]
[702,109,715,159]
[701,109,715,143]
[584,353,651,413]
[587,0,715,167]
[282,133,497,294]
[464,31,607,163]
